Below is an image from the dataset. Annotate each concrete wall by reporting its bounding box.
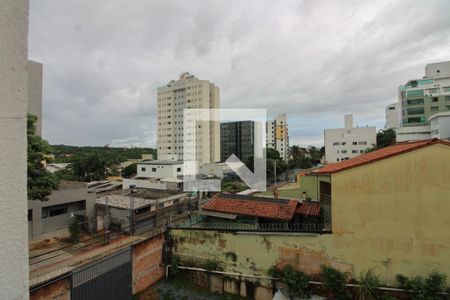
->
[30,278,70,300]
[396,125,431,142]
[0,0,30,298]
[171,144,450,286]
[298,173,330,200]
[132,234,165,294]
[28,182,96,240]
[176,269,274,300]
[137,162,182,178]
[26,60,43,136]
[123,178,167,190]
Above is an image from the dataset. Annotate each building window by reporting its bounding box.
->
[42,204,67,218]
[352,150,358,153]
[406,89,424,98]
[332,142,340,146]
[407,107,424,115]
[341,150,347,154]
[443,87,450,93]
[431,97,438,103]
[358,141,367,145]
[430,106,439,112]
[152,168,156,172]
[407,117,425,123]
[407,99,424,106]
[141,167,146,172]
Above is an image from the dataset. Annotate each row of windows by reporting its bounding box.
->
[332,141,367,146]
[42,201,85,218]
[141,167,182,172]
[337,149,364,154]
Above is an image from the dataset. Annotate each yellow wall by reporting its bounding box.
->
[275,125,284,139]
[171,144,450,285]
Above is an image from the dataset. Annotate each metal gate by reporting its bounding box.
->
[71,248,132,300]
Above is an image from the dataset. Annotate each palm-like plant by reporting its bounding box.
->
[357,268,382,300]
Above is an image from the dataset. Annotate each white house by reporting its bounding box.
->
[123,160,184,191]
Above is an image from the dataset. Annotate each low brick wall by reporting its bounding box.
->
[176,269,274,300]
[30,278,70,300]
[132,233,165,294]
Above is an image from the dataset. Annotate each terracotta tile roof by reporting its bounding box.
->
[295,202,321,217]
[201,193,297,221]
[315,139,450,174]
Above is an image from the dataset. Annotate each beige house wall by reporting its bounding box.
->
[171,144,450,286]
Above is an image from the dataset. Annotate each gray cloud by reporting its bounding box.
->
[28,0,450,147]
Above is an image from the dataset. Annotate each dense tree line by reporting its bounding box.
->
[51,144,156,164]
[51,144,155,182]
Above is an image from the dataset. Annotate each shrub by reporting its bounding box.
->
[170,256,180,276]
[357,268,382,300]
[69,218,82,243]
[396,270,447,300]
[203,259,223,271]
[321,265,352,300]
[268,265,311,298]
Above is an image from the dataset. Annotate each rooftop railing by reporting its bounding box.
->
[171,221,325,233]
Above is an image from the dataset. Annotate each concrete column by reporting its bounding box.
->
[0,0,30,299]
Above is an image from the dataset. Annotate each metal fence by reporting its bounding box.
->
[172,221,324,233]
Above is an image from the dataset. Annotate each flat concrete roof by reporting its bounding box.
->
[96,189,188,209]
[138,160,183,165]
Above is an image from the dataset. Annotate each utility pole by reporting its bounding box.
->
[274,160,277,188]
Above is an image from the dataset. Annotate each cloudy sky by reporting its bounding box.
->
[29,0,450,147]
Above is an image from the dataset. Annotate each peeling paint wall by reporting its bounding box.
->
[30,279,70,300]
[0,0,30,299]
[132,233,165,294]
[171,144,450,285]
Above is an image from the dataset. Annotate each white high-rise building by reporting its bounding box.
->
[157,72,220,165]
[324,114,377,163]
[385,102,400,129]
[266,113,289,160]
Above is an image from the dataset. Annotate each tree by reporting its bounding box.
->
[365,129,396,153]
[244,148,287,181]
[307,146,322,164]
[376,128,396,148]
[27,114,59,201]
[71,151,109,182]
[121,163,137,178]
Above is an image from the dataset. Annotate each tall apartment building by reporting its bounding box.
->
[266,113,289,160]
[220,121,255,163]
[324,114,376,163]
[385,102,400,129]
[157,72,220,165]
[396,61,450,142]
[399,61,450,127]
